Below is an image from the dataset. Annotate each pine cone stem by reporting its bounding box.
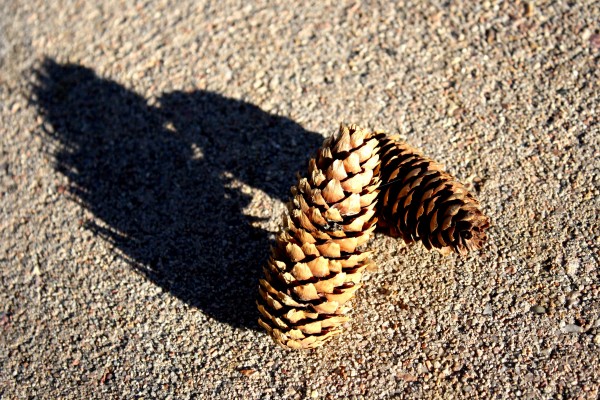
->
[376,134,489,255]
[257,124,381,349]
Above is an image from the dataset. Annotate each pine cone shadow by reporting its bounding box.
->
[30,58,323,330]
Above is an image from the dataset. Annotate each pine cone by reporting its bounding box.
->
[257,124,381,349]
[375,134,489,256]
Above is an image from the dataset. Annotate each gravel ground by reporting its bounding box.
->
[1,1,599,398]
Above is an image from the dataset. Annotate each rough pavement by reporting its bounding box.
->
[1,1,599,398]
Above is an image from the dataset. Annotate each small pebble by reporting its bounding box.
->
[532,305,546,314]
[590,34,600,50]
[483,304,493,315]
[565,259,579,276]
[562,324,583,334]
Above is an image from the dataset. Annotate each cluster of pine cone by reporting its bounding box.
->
[257,124,489,349]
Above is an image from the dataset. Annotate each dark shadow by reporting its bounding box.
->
[30,58,323,330]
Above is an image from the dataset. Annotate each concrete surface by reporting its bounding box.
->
[1,1,599,398]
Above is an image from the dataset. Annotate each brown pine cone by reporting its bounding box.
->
[257,124,381,349]
[375,134,489,256]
